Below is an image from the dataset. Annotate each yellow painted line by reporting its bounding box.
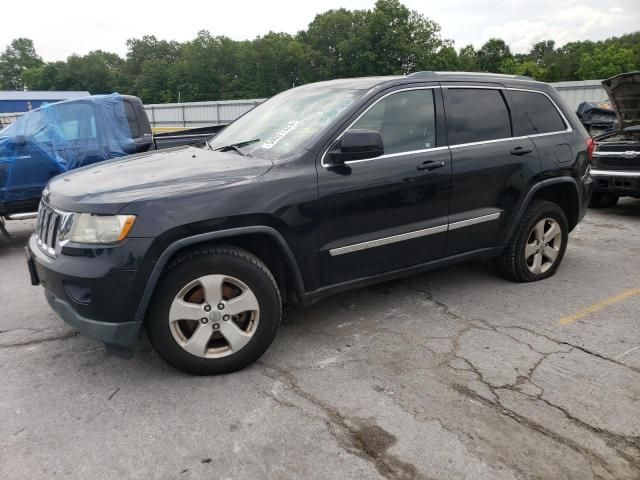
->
[559,287,640,325]
[152,127,190,134]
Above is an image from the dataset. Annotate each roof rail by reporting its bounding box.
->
[408,71,534,81]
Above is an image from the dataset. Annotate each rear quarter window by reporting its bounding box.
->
[123,101,141,138]
[445,88,512,145]
[510,90,567,135]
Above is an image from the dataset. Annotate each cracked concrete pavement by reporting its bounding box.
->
[1,199,639,479]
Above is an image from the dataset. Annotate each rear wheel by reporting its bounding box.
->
[589,192,619,209]
[147,246,281,375]
[496,200,568,282]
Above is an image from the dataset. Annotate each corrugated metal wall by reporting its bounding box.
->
[144,99,265,128]
[550,80,608,110]
[143,81,609,129]
[0,81,610,130]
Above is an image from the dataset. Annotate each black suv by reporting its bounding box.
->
[27,72,593,374]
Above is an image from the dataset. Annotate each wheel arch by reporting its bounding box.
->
[134,226,306,323]
[504,178,581,243]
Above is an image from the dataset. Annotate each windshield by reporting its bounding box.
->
[206,84,368,160]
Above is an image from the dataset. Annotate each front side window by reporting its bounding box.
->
[445,88,512,145]
[350,89,436,155]
[510,90,566,135]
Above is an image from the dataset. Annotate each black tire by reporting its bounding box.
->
[147,246,281,375]
[589,192,619,209]
[496,199,568,283]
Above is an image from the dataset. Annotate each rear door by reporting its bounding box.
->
[317,85,452,285]
[442,85,541,255]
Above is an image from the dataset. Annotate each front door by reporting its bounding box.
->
[317,86,451,285]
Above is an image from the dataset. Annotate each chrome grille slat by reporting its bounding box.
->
[36,201,66,257]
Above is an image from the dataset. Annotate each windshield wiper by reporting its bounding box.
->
[213,138,260,157]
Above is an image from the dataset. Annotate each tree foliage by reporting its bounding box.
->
[0,38,44,90]
[1,1,639,102]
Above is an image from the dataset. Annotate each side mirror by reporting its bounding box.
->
[13,135,26,146]
[327,129,384,165]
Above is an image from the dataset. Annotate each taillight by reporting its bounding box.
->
[586,137,595,164]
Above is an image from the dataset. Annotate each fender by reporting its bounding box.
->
[503,177,581,243]
[133,226,306,322]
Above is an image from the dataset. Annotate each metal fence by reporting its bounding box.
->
[0,81,613,131]
[551,80,608,110]
[0,112,23,129]
[144,98,265,129]
[144,81,608,129]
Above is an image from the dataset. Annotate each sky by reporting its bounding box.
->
[3,0,640,61]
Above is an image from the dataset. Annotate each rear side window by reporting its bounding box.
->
[510,90,566,135]
[124,101,141,138]
[350,89,436,155]
[445,89,512,145]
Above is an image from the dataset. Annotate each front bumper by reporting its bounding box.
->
[27,234,153,358]
[591,169,640,198]
[44,291,141,358]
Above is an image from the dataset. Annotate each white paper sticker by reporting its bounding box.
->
[261,121,299,149]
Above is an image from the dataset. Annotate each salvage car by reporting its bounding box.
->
[590,72,640,208]
[26,72,592,374]
[576,101,616,136]
[0,94,224,221]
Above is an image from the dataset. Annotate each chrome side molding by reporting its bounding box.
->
[329,212,501,256]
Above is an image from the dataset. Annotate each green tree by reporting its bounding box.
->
[366,0,447,74]
[477,38,512,73]
[0,38,44,90]
[577,44,635,79]
[301,8,370,79]
[430,46,459,71]
[4,5,640,103]
[457,45,480,71]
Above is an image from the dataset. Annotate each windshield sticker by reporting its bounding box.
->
[261,121,299,149]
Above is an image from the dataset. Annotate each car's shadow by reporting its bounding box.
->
[594,198,640,219]
[0,219,35,255]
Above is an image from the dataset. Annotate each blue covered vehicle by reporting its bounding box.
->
[0,94,225,220]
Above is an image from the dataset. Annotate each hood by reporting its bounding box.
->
[46,146,273,213]
[602,72,640,129]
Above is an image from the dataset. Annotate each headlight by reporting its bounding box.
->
[65,214,136,244]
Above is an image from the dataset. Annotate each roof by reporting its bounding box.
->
[409,71,534,81]
[302,72,544,93]
[0,91,90,101]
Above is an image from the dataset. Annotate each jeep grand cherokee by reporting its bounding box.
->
[27,72,593,374]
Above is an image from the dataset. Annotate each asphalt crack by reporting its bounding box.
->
[401,282,640,475]
[0,330,78,348]
[453,384,619,480]
[259,362,430,480]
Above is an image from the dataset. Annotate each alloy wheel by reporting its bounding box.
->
[524,218,562,275]
[168,274,260,358]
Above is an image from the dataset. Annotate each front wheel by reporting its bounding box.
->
[147,246,281,375]
[496,200,568,282]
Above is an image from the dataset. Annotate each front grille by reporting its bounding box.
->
[36,202,65,256]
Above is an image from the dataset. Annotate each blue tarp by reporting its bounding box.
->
[0,94,135,206]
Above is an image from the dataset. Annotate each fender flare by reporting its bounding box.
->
[503,177,581,242]
[133,226,306,322]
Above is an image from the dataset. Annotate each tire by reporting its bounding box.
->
[589,192,619,209]
[147,246,281,375]
[496,200,568,283]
